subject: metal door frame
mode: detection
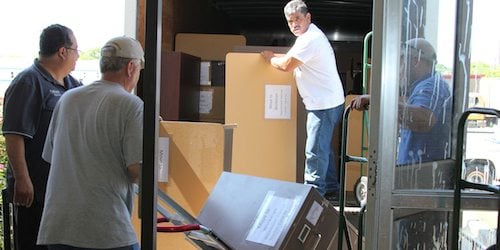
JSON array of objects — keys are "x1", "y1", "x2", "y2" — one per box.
[{"x1": 365, "y1": 0, "x2": 498, "y2": 248}]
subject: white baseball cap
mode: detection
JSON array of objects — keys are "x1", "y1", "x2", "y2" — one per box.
[{"x1": 101, "y1": 36, "x2": 144, "y2": 62}]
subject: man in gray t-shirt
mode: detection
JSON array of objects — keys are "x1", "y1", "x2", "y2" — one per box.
[{"x1": 37, "y1": 36, "x2": 145, "y2": 250}]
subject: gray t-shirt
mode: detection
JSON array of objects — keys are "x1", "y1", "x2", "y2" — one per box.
[{"x1": 38, "y1": 80, "x2": 143, "y2": 248}]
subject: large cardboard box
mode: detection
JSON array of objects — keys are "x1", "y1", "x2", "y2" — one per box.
[
  {"x1": 197, "y1": 172, "x2": 360, "y2": 249},
  {"x1": 225, "y1": 53, "x2": 298, "y2": 181}
]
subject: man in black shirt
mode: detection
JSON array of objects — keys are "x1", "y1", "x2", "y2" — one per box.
[{"x1": 2, "y1": 24, "x2": 82, "y2": 250}]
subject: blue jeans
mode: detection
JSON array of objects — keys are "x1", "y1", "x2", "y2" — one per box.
[
  {"x1": 304, "y1": 104, "x2": 343, "y2": 195},
  {"x1": 47, "y1": 243, "x2": 140, "y2": 250}
]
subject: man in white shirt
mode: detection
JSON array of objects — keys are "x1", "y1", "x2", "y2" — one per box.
[{"x1": 261, "y1": 0, "x2": 345, "y2": 201}]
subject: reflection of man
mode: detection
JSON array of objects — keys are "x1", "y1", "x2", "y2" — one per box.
[
  {"x1": 37, "y1": 36, "x2": 144, "y2": 249},
  {"x1": 351, "y1": 38, "x2": 452, "y2": 165},
  {"x1": 261, "y1": 0, "x2": 345, "y2": 201},
  {"x1": 2, "y1": 24, "x2": 81, "y2": 250}
]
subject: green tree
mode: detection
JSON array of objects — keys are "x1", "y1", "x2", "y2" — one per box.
[
  {"x1": 436, "y1": 63, "x2": 452, "y2": 74},
  {"x1": 79, "y1": 47, "x2": 101, "y2": 60},
  {"x1": 471, "y1": 62, "x2": 500, "y2": 77}
]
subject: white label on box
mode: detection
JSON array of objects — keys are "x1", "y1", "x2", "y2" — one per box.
[
  {"x1": 199, "y1": 90, "x2": 213, "y2": 114},
  {"x1": 264, "y1": 84, "x2": 291, "y2": 120},
  {"x1": 305, "y1": 201, "x2": 323, "y2": 226},
  {"x1": 200, "y1": 61, "x2": 211, "y2": 85},
  {"x1": 157, "y1": 136, "x2": 169, "y2": 182},
  {"x1": 246, "y1": 191, "x2": 300, "y2": 247}
]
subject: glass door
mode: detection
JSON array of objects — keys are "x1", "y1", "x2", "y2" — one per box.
[{"x1": 365, "y1": 0, "x2": 498, "y2": 248}]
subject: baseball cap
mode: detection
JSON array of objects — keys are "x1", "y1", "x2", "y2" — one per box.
[
  {"x1": 403, "y1": 38, "x2": 436, "y2": 61},
  {"x1": 101, "y1": 36, "x2": 144, "y2": 62}
]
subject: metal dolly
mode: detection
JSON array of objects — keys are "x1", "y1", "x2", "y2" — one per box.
[
  {"x1": 337, "y1": 106, "x2": 368, "y2": 250},
  {"x1": 452, "y1": 107, "x2": 500, "y2": 249},
  {"x1": 335, "y1": 31, "x2": 372, "y2": 250}
]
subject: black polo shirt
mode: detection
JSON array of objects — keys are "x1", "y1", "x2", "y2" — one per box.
[{"x1": 2, "y1": 59, "x2": 82, "y2": 203}]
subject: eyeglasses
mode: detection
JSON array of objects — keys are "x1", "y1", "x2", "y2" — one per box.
[{"x1": 65, "y1": 47, "x2": 81, "y2": 54}]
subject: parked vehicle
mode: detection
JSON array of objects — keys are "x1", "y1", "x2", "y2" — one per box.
[{"x1": 463, "y1": 158, "x2": 496, "y2": 184}]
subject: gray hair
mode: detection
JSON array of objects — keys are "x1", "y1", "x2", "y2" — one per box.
[
  {"x1": 284, "y1": 0, "x2": 308, "y2": 19},
  {"x1": 100, "y1": 56, "x2": 133, "y2": 73}
]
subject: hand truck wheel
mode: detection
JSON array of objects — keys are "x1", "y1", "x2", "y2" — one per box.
[{"x1": 354, "y1": 176, "x2": 368, "y2": 206}]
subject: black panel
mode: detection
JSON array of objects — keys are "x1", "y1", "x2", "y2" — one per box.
[{"x1": 208, "y1": 0, "x2": 373, "y2": 44}]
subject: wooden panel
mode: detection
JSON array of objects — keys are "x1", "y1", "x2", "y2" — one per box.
[
  {"x1": 132, "y1": 121, "x2": 227, "y2": 249},
  {"x1": 158, "y1": 121, "x2": 226, "y2": 214},
  {"x1": 225, "y1": 52, "x2": 297, "y2": 182},
  {"x1": 175, "y1": 33, "x2": 246, "y2": 61},
  {"x1": 160, "y1": 52, "x2": 200, "y2": 121}
]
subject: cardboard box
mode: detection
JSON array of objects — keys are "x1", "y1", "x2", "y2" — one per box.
[{"x1": 199, "y1": 86, "x2": 225, "y2": 123}]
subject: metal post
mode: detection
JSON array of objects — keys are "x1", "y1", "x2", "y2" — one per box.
[
  {"x1": 223, "y1": 124, "x2": 237, "y2": 172},
  {"x1": 365, "y1": 0, "x2": 403, "y2": 248},
  {"x1": 450, "y1": 0, "x2": 473, "y2": 248},
  {"x1": 140, "y1": 0, "x2": 162, "y2": 248}
]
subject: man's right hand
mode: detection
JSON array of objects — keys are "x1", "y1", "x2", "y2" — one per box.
[
  {"x1": 5, "y1": 134, "x2": 34, "y2": 207},
  {"x1": 14, "y1": 175, "x2": 34, "y2": 207},
  {"x1": 350, "y1": 94, "x2": 371, "y2": 111}
]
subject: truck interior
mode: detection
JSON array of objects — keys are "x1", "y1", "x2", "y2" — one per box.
[
  {"x1": 1, "y1": 0, "x2": 498, "y2": 249},
  {"x1": 134, "y1": 0, "x2": 499, "y2": 249}
]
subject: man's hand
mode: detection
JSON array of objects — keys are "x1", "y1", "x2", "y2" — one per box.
[
  {"x1": 5, "y1": 134, "x2": 34, "y2": 207},
  {"x1": 14, "y1": 175, "x2": 34, "y2": 207},
  {"x1": 350, "y1": 95, "x2": 371, "y2": 111},
  {"x1": 127, "y1": 163, "x2": 141, "y2": 183},
  {"x1": 260, "y1": 51, "x2": 302, "y2": 72},
  {"x1": 261, "y1": 50, "x2": 275, "y2": 63}
]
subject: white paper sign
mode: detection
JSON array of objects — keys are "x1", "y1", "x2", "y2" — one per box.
[
  {"x1": 157, "y1": 136, "x2": 170, "y2": 182},
  {"x1": 200, "y1": 61, "x2": 211, "y2": 85},
  {"x1": 199, "y1": 90, "x2": 213, "y2": 114},
  {"x1": 264, "y1": 85, "x2": 291, "y2": 120},
  {"x1": 246, "y1": 192, "x2": 300, "y2": 247}
]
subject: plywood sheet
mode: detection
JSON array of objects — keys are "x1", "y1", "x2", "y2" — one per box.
[{"x1": 175, "y1": 33, "x2": 246, "y2": 61}]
